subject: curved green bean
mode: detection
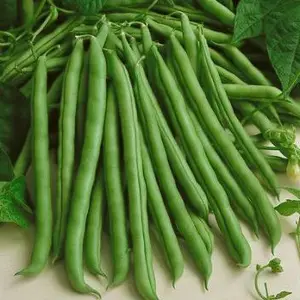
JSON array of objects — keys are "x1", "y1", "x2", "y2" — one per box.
[
  {"x1": 16, "y1": 55, "x2": 52, "y2": 276},
  {"x1": 104, "y1": 85, "x2": 130, "y2": 287},
  {"x1": 65, "y1": 37, "x2": 106, "y2": 297},
  {"x1": 53, "y1": 39, "x2": 84, "y2": 262},
  {"x1": 84, "y1": 166, "x2": 106, "y2": 277}
]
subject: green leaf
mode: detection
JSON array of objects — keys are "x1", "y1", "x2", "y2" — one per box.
[
  {"x1": 0, "y1": 0, "x2": 18, "y2": 29},
  {"x1": 264, "y1": 1, "x2": 300, "y2": 91},
  {"x1": 0, "y1": 83, "x2": 30, "y2": 164},
  {"x1": 0, "y1": 146, "x2": 14, "y2": 181},
  {"x1": 233, "y1": 0, "x2": 263, "y2": 44},
  {"x1": 274, "y1": 291, "x2": 293, "y2": 299},
  {"x1": 0, "y1": 176, "x2": 31, "y2": 228},
  {"x1": 275, "y1": 200, "x2": 300, "y2": 216}
]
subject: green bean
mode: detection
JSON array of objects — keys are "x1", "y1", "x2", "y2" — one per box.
[
  {"x1": 188, "y1": 110, "x2": 259, "y2": 234},
  {"x1": 197, "y1": 32, "x2": 279, "y2": 197},
  {"x1": 130, "y1": 53, "x2": 212, "y2": 288},
  {"x1": 195, "y1": 0, "x2": 235, "y2": 25},
  {"x1": 96, "y1": 21, "x2": 109, "y2": 48},
  {"x1": 223, "y1": 84, "x2": 300, "y2": 118},
  {"x1": 104, "y1": 85, "x2": 130, "y2": 287},
  {"x1": 217, "y1": 65, "x2": 247, "y2": 85},
  {"x1": 53, "y1": 39, "x2": 84, "y2": 262},
  {"x1": 181, "y1": 13, "x2": 198, "y2": 74},
  {"x1": 188, "y1": 210, "x2": 214, "y2": 255},
  {"x1": 140, "y1": 132, "x2": 184, "y2": 285},
  {"x1": 147, "y1": 16, "x2": 232, "y2": 44},
  {"x1": 16, "y1": 55, "x2": 52, "y2": 276},
  {"x1": 1, "y1": 17, "x2": 85, "y2": 83},
  {"x1": 84, "y1": 165, "x2": 106, "y2": 277},
  {"x1": 217, "y1": 45, "x2": 271, "y2": 86},
  {"x1": 130, "y1": 37, "x2": 142, "y2": 60},
  {"x1": 65, "y1": 37, "x2": 106, "y2": 297},
  {"x1": 170, "y1": 32, "x2": 281, "y2": 250},
  {"x1": 106, "y1": 50, "x2": 157, "y2": 300},
  {"x1": 152, "y1": 40, "x2": 251, "y2": 266},
  {"x1": 14, "y1": 72, "x2": 64, "y2": 177},
  {"x1": 152, "y1": 4, "x2": 222, "y2": 26},
  {"x1": 209, "y1": 48, "x2": 245, "y2": 80},
  {"x1": 75, "y1": 52, "x2": 89, "y2": 161},
  {"x1": 20, "y1": 56, "x2": 68, "y2": 73},
  {"x1": 123, "y1": 31, "x2": 209, "y2": 219}
]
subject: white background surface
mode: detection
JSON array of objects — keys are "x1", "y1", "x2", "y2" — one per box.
[{"x1": 0, "y1": 167, "x2": 300, "y2": 300}]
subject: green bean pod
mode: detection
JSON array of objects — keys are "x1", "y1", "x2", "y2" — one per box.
[
  {"x1": 104, "y1": 85, "x2": 130, "y2": 287},
  {"x1": 140, "y1": 132, "x2": 184, "y2": 285},
  {"x1": 188, "y1": 110, "x2": 259, "y2": 234},
  {"x1": 84, "y1": 165, "x2": 106, "y2": 277},
  {"x1": 181, "y1": 13, "x2": 198, "y2": 74},
  {"x1": 195, "y1": 0, "x2": 235, "y2": 26},
  {"x1": 53, "y1": 39, "x2": 84, "y2": 262},
  {"x1": 134, "y1": 61, "x2": 212, "y2": 288},
  {"x1": 188, "y1": 210, "x2": 214, "y2": 255},
  {"x1": 169, "y1": 32, "x2": 281, "y2": 250},
  {"x1": 124, "y1": 32, "x2": 212, "y2": 286},
  {"x1": 16, "y1": 55, "x2": 52, "y2": 276},
  {"x1": 65, "y1": 37, "x2": 106, "y2": 297},
  {"x1": 122, "y1": 32, "x2": 209, "y2": 219},
  {"x1": 197, "y1": 32, "x2": 279, "y2": 197},
  {"x1": 14, "y1": 72, "x2": 64, "y2": 184},
  {"x1": 106, "y1": 51, "x2": 157, "y2": 300}
]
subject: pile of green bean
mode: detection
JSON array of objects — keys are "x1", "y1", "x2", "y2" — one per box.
[{"x1": 6, "y1": 4, "x2": 300, "y2": 300}]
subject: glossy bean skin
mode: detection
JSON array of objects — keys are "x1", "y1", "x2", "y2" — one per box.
[
  {"x1": 104, "y1": 85, "x2": 130, "y2": 286},
  {"x1": 140, "y1": 132, "x2": 184, "y2": 284},
  {"x1": 197, "y1": 33, "x2": 279, "y2": 196},
  {"x1": 188, "y1": 210, "x2": 214, "y2": 255},
  {"x1": 188, "y1": 109, "x2": 259, "y2": 234},
  {"x1": 17, "y1": 55, "x2": 52, "y2": 276},
  {"x1": 14, "y1": 73, "x2": 64, "y2": 177},
  {"x1": 106, "y1": 51, "x2": 157, "y2": 300},
  {"x1": 194, "y1": 0, "x2": 235, "y2": 26},
  {"x1": 151, "y1": 41, "x2": 251, "y2": 267},
  {"x1": 65, "y1": 37, "x2": 106, "y2": 296},
  {"x1": 53, "y1": 39, "x2": 84, "y2": 261},
  {"x1": 169, "y1": 33, "x2": 281, "y2": 250},
  {"x1": 84, "y1": 166, "x2": 106, "y2": 277},
  {"x1": 123, "y1": 33, "x2": 212, "y2": 287},
  {"x1": 124, "y1": 31, "x2": 209, "y2": 219}
]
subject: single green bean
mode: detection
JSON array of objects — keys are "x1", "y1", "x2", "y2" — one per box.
[
  {"x1": 181, "y1": 13, "x2": 198, "y2": 74},
  {"x1": 104, "y1": 85, "x2": 130, "y2": 287},
  {"x1": 65, "y1": 37, "x2": 106, "y2": 297},
  {"x1": 53, "y1": 39, "x2": 84, "y2": 262},
  {"x1": 16, "y1": 55, "x2": 52, "y2": 276},
  {"x1": 84, "y1": 165, "x2": 106, "y2": 277},
  {"x1": 195, "y1": 0, "x2": 235, "y2": 25},
  {"x1": 188, "y1": 210, "x2": 214, "y2": 255}
]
